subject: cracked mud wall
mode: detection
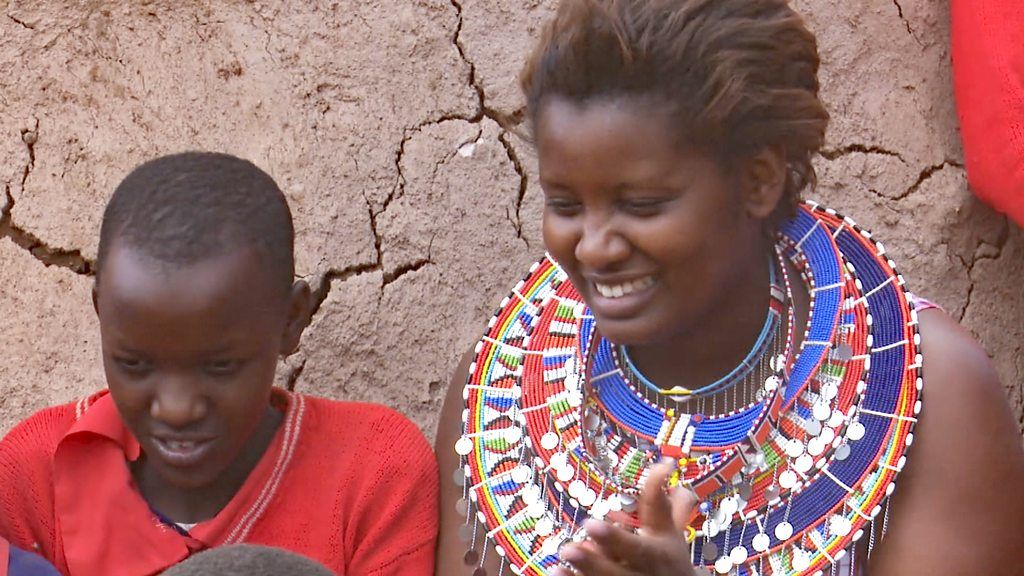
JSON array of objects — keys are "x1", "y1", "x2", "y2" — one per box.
[{"x1": 1, "y1": 0, "x2": 1021, "y2": 438}]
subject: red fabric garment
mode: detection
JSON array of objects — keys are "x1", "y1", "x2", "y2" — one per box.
[
  {"x1": 952, "y1": 0, "x2": 1024, "y2": 227},
  {"x1": 0, "y1": 390, "x2": 439, "y2": 576}
]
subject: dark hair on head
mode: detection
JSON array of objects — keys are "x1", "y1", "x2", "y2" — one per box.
[
  {"x1": 162, "y1": 544, "x2": 333, "y2": 576},
  {"x1": 96, "y1": 152, "x2": 295, "y2": 291},
  {"x1": 521, "y1": 0, "x2": 829, "y2": 222}
]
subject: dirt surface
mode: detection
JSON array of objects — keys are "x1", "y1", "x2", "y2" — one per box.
[{"x1": 1, "y1": 0, "x2": 1021, "y2": 438}]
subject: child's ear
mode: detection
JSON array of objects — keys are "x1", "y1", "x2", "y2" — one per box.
[
  {"x1": 740, "y1": 146, "x2": 788, "y2": 220},
  {"x1": 280, "y1": 280, "x2": 313, "y2": 356}
]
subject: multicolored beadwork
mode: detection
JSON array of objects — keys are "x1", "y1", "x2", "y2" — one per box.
[{"x1": 455, "y1": 203, "x2": 923, "y2": 576}]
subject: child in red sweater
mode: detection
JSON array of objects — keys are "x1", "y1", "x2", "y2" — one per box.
[{"x1": 0, "y1": 152, "x2": 438, "y2": 576}]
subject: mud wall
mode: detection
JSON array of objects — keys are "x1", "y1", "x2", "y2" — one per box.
[{"x1": 1, "y1": 0, "x2": 1021, "y2": 438}]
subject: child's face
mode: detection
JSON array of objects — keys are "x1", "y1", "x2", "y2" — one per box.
[{"x1": 94, "y1": 243, "x2": 303, "y2": 494}]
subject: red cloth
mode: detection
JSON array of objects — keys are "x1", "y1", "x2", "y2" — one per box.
[
  {"x1": 952, "y1": 0, "x2": 1024, "y2": 227},
  {"x1": 0, "y1": 390, "x2": 438, "y2": 576}
]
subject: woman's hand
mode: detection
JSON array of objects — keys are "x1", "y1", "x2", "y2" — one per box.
[{"x1": 552, "y1": 459, "x2": 700, "y2": 576}]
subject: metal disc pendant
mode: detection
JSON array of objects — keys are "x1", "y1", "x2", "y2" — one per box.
[
  {"x1": 834, "y1": 343, "x2": 853, "y2": 361},
  {"x1": 792, "y1": 549, "x2": 811, "y2": 571},
  {"x1": 848, "y1": 421, "x2": 866, "y2": 441},
  {"x1": 541, "y1": 432, "x2": 560, "y2": 450},
  {"x1": 464, "y1": 549, "x2": 480, "y2": 566},
  {"x1": 458, "y1": 523, "x2": 474, "y2": 542},
  {"x1": 456, "y1": 498, "x2": 469, "y2": 517},
  {"x1": 830, "y1": 515, "x2": 852, "y2": 536},
  {"x1": 752, "y1": 532, "x2": 771, "y2": 552},
  {"x1": 813, "y1": 402, "x2": 832, "y2": 422},
  {"x1": 774, "y1": 521, "x2": 794, "y2": 540},
  {"x1": 730, "y1": 546, "x2": 748, "y2": 564},
  {"x1": 702, "y1": 542, "x2": 719, "y2": 562},
  {"x1": 765, "y1": 485, "x2": 781, "y2": 501},
  {"x1": 702, "y1": 518, "x2": 721, "y2": 539},
  {"x1": 737, "y1": 481, "x2": 753, "y2": 500},
  {"x1": 805, "y1": 419, "x2": 823, "y2": 436},
  {"x1": 453, "y1": 468, "x2": 466, "y2": 487},
  {"x1": 511, "y1": 465, "x2": 531, "y2": 484},
  {"x1": 779, "y1": 470, "x2": 798, "y2": 489},
  {"x1": 472, "y1": 568, "x2": 487, "y2": 576},
  {"x1": 794, "y1": 454, "x2": 814, "y2": 473},
  {"x1": 556, "y1": 465, "x2": 574, "y2": 482},
  {"x1": 835, "y1": 443, "x2": 852, "y2": 461},
  {"x1": 455, "y1": 436, "x2": 474, "y2": 456},
  {"x1": 714, "y1": 556, "x2": 734, "y2": 574},
  {"x1": 807, "y1": 436, "x2": 825, "y2": 456},
  {"x1": 785, "y1": 439, "x2": 805, "y2": 458}
]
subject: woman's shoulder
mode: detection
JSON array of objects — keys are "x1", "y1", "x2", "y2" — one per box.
[{"x1": 867, "y1": 306, "x2": 1024, "y2": 573}]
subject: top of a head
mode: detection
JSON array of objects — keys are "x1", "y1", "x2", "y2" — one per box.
[
  {"x1": 95, "y1": 152, "x2": 295, "y2": 292},
  {"x1": 521, "y1": 0, "x2": 830, "y2": 221},
  {"x1": 161, "y1": 544, "x2": 334, "y2": 576}
]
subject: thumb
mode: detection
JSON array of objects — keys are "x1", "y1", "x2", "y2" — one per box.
[{"x1": 639, "y1": 458, "x2": 679, "y2": 534}]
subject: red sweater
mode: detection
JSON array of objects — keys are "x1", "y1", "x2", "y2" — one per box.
[
  {"x1": 0, "y1": 391, "x2": 438, "y2": 576},
  {"x1": 952, "y1": 0, "x2": 1024, "y2": 226}
]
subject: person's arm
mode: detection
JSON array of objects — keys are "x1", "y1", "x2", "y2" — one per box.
[
  {"x1": 867, "y1": 309, "x2": 1024, "y2": 574},
  {"x1": 952, "y1": 0, "x2": 1024, "y2": 226},
  {"x1": 435, "y1": 350, "x2": 509, "y2": 576}
]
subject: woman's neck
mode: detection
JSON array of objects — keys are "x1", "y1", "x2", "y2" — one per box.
[{"x1": 625, "y1": 243, "x2": 781, "y2": 397}]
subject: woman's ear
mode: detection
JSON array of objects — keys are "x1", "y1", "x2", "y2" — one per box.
[
  {"x1": 741, "y1": 146, "x2": 788, "y2": 220},
  {"x1": 280, "y1": 280, "x2": 313, "y2": 357}
]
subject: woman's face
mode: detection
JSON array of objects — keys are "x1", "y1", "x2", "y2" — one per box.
[{"x1": 536, "y1": 96, "x2": 768, "y2": 346}]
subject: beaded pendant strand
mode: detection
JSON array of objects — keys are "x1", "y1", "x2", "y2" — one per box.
[{"x1": 454, "y1": 203, "x2": 923, "y2": 576}]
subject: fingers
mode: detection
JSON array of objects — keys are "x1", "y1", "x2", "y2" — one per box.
[
  {"x1": 581, "y1": 519, "x2": 654, "y2": 570},
  {"x1": 639, "y1": 458, "x2": 679, "y2": 534},
  {"x1": 669, "y1": 484, "x2": 698, "y2": 534},
  {"x1": 558, "y1": 539, "x2": 637, "y2": 576}
]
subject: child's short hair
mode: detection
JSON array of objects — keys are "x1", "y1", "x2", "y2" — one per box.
[
  {"x1": 96, "y1": 152, "x2": 295, "y2": 292},
  {"x1": 162, "y1": 545, "x2": 334, "y2": 576}
]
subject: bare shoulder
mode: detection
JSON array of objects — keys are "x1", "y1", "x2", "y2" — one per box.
[{"x1": 868, "y1": 308, "x2": 1024, "y2": 574}]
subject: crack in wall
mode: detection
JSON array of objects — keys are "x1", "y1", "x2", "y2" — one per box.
[
  {"x1": 6, "y1": 13, "x2": 35, "y2": 30},
  {"x1": 890, "y1": 0, "x2": 923, "y2": 47},
  {"x1": 449, "y1": 0, "x2": 530, "y2": 247},
  {"x1": 820, "y1": 143, "x2": 906, "y2": 163},
  {"x1": 895, "y1": 159, "x2": 964, "y2": 201},
  {"x1": 957, "y1": 215, "x2": 1011, "y2": 323},
  {"x1": 2, "y1": 120, "x2": 95, "y2": 276}
]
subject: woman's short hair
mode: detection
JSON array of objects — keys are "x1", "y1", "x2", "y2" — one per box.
[{"x1": 521, "y1": 0, "x2": 830, "y2": 222}]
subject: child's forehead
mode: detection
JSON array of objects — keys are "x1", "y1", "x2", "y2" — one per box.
[{"x1": 97, "y1": 243, "x2": 283, "y2": 315}]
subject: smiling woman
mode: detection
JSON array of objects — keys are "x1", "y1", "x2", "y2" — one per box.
[
  {"x1": 0, "y1": 152, "x2": 439, "y2": 575},
  {"x1": 434, "y1": 1, "x2": 1024, "y2": 576}
]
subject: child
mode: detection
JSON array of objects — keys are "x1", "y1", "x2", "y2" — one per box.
[
  {"x1": 0, "y1": 152, "x2": 438, "y2": 575},
  {"x1": 162, "y1": 544, "x2": 333, "y2": 576}
]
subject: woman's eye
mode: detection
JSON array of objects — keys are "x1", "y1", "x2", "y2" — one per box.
[
  {"x1": 544, "y1": 197, "x2": 582, "y2": 216},
  {"x1": 621, "y1": 197, "x2": 669, "y2": 216},
  {"x1": 205, "y1": 360, "x2": 242, "y2": 376},
  {"x1": 114, "y1": 357, "x2": 151, "y2": 375}
]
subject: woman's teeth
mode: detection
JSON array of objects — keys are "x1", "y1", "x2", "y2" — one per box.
[{"x1": 594, "y1": 276, "x2": 655, "y2": 299}]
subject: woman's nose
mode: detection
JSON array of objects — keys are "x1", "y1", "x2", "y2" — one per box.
[{"x1": 574, "y1": 213, "x2": 630, "y2": 271}]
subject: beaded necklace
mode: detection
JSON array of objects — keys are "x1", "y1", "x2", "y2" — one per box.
[{"x1": 454, "y1": 203, "x2": 922, "y2": 576}]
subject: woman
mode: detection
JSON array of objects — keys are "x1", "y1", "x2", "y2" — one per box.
[{"x1": 436, "y1": 1, "x2": 1024, "y2": 575}]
